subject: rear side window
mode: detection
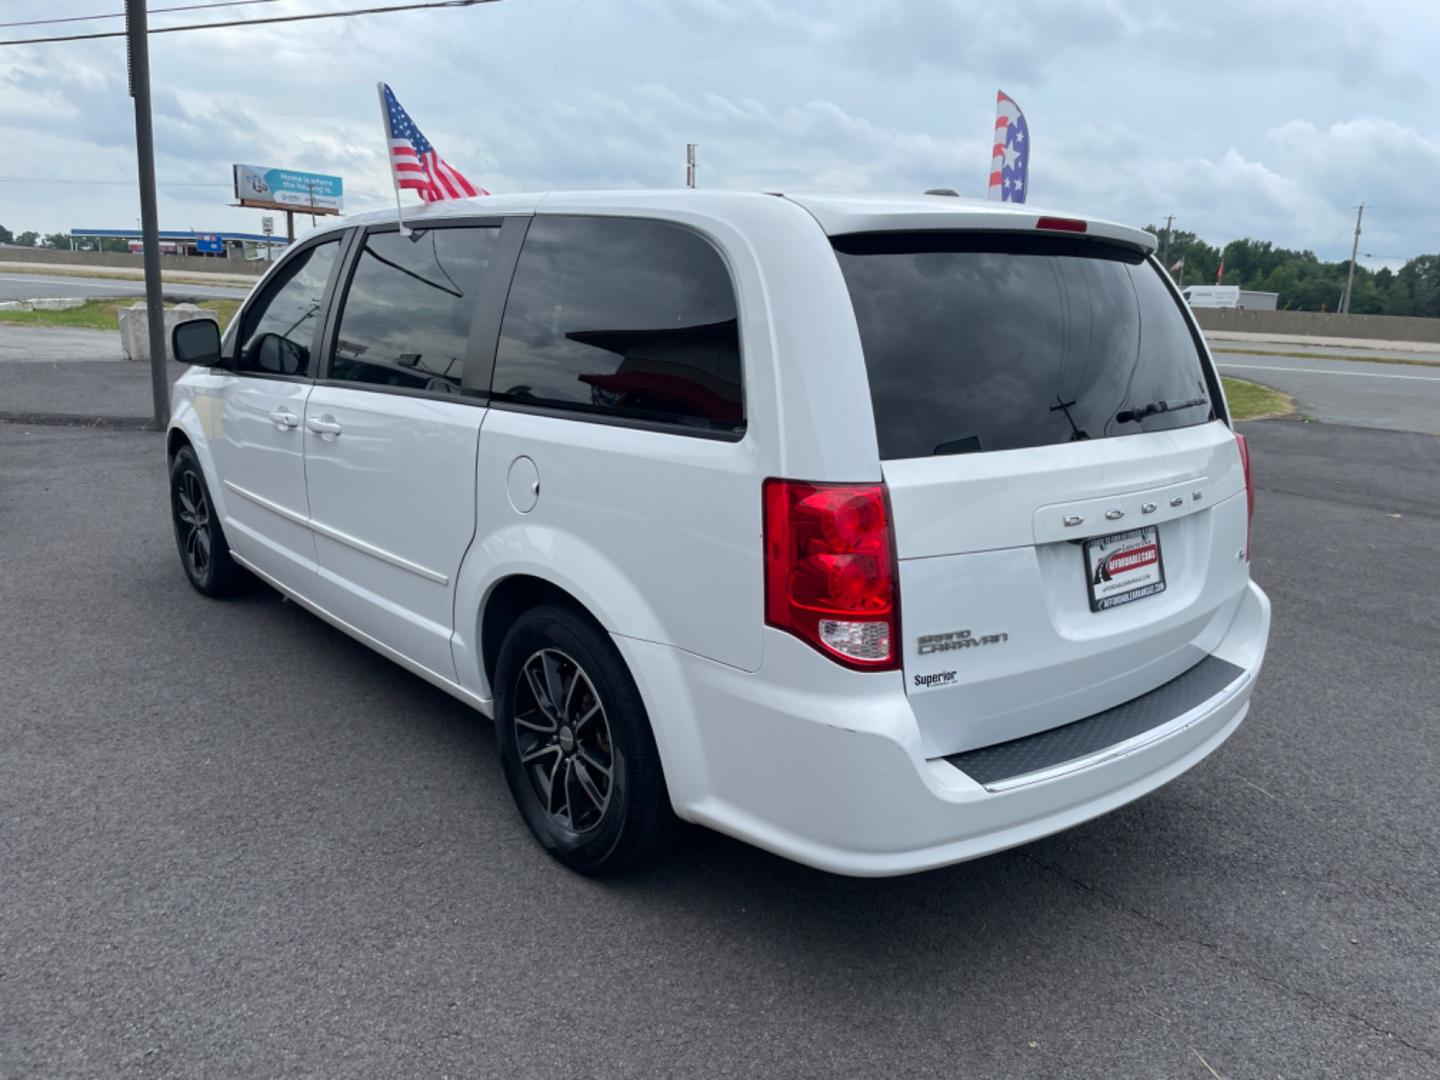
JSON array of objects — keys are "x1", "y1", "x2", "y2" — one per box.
[
  {"x1": 330, "y1": 226, "x2": 501, "y2": 394},
  {"x1": 492, "y1": 216, "x2": 743, "y2": 434},
  {"x1": 834, "y1": 233, "x2": 1215, "y2": 459}
]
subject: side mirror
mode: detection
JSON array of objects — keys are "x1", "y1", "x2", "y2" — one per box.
[
  {"x1": 172, "y1": 318, "x2": 222, "y2": 366},
  {"x1": 252, "y1": 332, "x2": 308, "y2": 375}
]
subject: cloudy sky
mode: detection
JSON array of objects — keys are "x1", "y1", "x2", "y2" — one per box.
[{"x1": 2, "y1": 0, "x2": 1437, "y2": 264}]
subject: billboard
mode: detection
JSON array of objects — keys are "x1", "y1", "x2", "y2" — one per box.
[{"x1": 233, "y1": 164, "x2": 343, "y2": 214}]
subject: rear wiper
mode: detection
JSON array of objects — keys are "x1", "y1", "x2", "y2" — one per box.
[{"x1": 1115, "y1": 396, "x2": 1208, "y2": 424}]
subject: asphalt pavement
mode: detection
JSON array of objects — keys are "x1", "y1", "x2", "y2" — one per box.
[
  {"x1": 1, "y1": 418, "x2": 1436, "y2": 1078},
  {"x1": 0, "y1": 327, "x2": 128, "y2": 364},
  {"x1": 0, "y1": 272, "x2": 249, "y2": 304},
  {"x1": 1217, "y1": 355, "x2": 1440, "y2": 434}
]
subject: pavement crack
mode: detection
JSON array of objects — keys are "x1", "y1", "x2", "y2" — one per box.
[
  {"x1": 1023, "y1": 852, "x2": 1222, "y2": 951},
  {"x1": 1023, "y1": 853, "x2": 1440, "y2": 1066}
]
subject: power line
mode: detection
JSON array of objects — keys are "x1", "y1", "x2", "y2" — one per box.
[
  {"x1": 0, "y1": 0, "x2": 498, "y2": 46},
  {"x1": 0, "y1": 1, "x2": 278, "y2": 30}
]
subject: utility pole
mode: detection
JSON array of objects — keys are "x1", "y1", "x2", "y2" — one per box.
[
  {"x1": 124, "y1": 0, "x2": 169, "y2": 432},
  {"x1": 1340, "y1": 203, "x2": 1364, "y2": 315},
  {"x1": 686, "y1": 143, "x2": 697, "y2": 189},
  {"x1": 1160, "y1": 214, "x2": 1175, "y2": 277}
]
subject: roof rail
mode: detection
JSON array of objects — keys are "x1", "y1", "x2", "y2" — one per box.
[{"x1": 923, "y1": 188, "x2": 960, "y2": 197}]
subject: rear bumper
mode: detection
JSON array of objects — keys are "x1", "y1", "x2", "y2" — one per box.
[{"x1": 616, "y1": 580, "x2": 1270, "y2": 877}]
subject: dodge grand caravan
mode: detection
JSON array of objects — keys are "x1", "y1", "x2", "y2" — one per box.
[{"x1": 165, "y1": 191, "x2": 1270, "y2": 877}]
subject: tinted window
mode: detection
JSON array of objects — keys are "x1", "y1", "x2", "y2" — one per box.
[
  {"x1": 493, "y1": 216, "x2": 742, "y2": 433},
  {"x1": 834, "y1": 234, "x2": 1215, "y2": 459},
  {"x1": 236, "y1": 239, "x2": 340, "y2": 377},
  {"x1": 330, "y1": 227, "x2": 501, "y2": 394}
]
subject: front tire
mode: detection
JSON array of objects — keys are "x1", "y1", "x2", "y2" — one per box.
[
  {"x1": 169, "y1": 446, "x2": 247, "y2": 598},
  {"x1": 495, "y1": 605, "x2": 675, "y2": 876}
]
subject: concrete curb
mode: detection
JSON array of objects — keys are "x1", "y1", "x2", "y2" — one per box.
[
  {"x1": 1204, "y1": 329, "x2": 1440, "y2": 356},
  {"x1": 0, "y1": 411, "x2": 156, "y2": 431},
  {"x1": 0, "y1": 298, "x2": 89, "y2": 312}
]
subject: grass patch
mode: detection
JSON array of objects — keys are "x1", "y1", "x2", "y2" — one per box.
[
  {"x1": 1212, "y1": 346, "x2": 1440, "y2": 369},
  {"x1": 0, "y1": 297, "x2": 240, "y2": 333},
  {"x1": 1223, "y1": 376, "x2": 1294, "y2": 421}
]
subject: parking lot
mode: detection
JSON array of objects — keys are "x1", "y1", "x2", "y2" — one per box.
[{"x1": 1, "y1": 417, "x2": 1436, "y2": 1078}]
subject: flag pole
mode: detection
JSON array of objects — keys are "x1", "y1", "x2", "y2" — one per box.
[{"x1": 377, "y1": 81, "x2": 409, "y2": 236}]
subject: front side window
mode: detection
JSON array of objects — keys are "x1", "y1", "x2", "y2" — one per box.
[
  {"x1": 235, "y1": 238, "x2": 340, "y2": 377},
  {"x1": 834, "y1": 233, "x2": 1216, "y2": 460},
  {"x1": 492, "y1": 216, "x2": 743, "y2": 434},
  {"x1": 330, "y1": 226, "x2": 502, "y2": 394}
]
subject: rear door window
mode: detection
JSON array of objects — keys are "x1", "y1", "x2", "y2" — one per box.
[
  {"x1": 492, "y1": 216, "x2": 743, "y2": 435},
  {"x1": 833, "y1": 233, "x2": 1215, "y2": 460}
]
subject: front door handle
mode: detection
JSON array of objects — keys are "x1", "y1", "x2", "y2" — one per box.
[
  {"x1": 306, "y1": 415, "x2": 342, "y2": 438},
  {"x1": 268, "y1": 409, "x2": 299, "y2": 429}
]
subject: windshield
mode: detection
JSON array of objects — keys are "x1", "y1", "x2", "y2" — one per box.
[{"x1": 834, "y1": 232, "x2": 1217, "y2": 460}]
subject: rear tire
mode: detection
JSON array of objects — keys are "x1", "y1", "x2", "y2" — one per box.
[
  {"x1": 495, "y1": 604, "x2": 675, "y2": 876},
  {"x1": 169, "y1": 446, "x2": 247, "y2": 598}
]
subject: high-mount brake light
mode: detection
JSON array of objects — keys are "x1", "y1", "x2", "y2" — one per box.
[
  {"x1": 763, "y1": 479, "x2": 899, "y2": 671},
  {"x1": 1236, "y1": 432, "x2": 1254, "y2": 561},
  {"x1": 1034, "y1": 216, "x2": 1088, "y2": 233}
]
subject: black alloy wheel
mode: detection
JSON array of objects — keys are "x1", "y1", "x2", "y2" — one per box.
[
  {"x1": 495, "y1": 605, "x2": 675, "y2": 875},
  {"x1": 169, "y1": 446, "x2": 247, "y2": 597},
  {"x1": 512, "y1": 648, "x2": 615, "y2": 833},
  {"x1": 175, "y1": 467, "x2": 213, "y2": 580}
]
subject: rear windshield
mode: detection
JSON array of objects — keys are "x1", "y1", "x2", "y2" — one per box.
[{"x1": 833, "y1": 233, "x2": 1217, "y2": 460}]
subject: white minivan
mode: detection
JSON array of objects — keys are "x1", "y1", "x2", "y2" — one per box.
[{"x1": 166, "y1": 191, "x2": 1270, "y2": 877}]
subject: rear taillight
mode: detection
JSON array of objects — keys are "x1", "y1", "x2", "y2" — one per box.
[
  {"x1": 1236, "y1": 432, "x2": 1254, "y2": 561},
  {"x1": 763, "y1": 479, "x2": 899, "y2": 670}
]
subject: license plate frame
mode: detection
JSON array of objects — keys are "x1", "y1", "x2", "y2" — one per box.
[{"x1": 1083, "y1": 525, "x2": 1167, "y2": 612}]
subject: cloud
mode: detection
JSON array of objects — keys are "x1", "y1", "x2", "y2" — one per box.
[
  {"x1": 1263, "y1": 118, "x2": 1440, "y2": 257},
  {"x1": 841, "y1": 0, "x2": 1424, "y2": 93},
  {"x1": 0, "y1": 0, "x2": 1435, "y2": 265}
]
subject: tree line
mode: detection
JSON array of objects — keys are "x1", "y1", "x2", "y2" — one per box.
[
  {"x1": 0, "y1": 224, "x2": 134, "y2": 253},
  {"x1": 4, "y1": 218, "x2": 1438, "y2": 317},
  {"x1": 1147, "y1": 226, "x2": 1440, "y2": 318}
]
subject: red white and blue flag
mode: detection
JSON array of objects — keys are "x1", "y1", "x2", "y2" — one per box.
[
  {"x1": 379, "y1": 82, "x2": 486, "y2": 202},
  {"x1": 987, "y1": 90, "x2": 1029, "y2": 203}
]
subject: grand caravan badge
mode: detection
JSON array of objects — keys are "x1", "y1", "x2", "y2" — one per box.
[{"x1": 918, "y1": 629, "x2": 1009, "y2": 654}]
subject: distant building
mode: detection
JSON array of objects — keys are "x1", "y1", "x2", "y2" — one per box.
[{"x1": 70, "y1": 228, "x2": 288, "y2": 259}]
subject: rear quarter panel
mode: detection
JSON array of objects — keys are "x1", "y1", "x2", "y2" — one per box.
[{"x1": 453, "y1": 195, "x2": 887, "y2": 692}]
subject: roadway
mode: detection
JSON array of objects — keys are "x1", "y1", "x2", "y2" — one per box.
[
  {"x1": 1215, "y1": 353, "x2": 1440, "y2": 434},
  {"x1": 0, "y1": 271, "x2": 250, "y2": 304},
  {"x1": 1, "y1": 418, "x2": 1435, "y2": 1079}
]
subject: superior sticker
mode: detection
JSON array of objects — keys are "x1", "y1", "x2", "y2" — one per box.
[{"x1": 912, "y1": 670, "x2": 958, "y2": 691}]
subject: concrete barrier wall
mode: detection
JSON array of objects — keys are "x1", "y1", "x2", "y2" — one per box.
[
  {"x1": 1194, "y1": 307, "x2": 1440, "y2": 344},
  {"x1": 0, "y1": 246, "x2": 266, "y2": 277}
]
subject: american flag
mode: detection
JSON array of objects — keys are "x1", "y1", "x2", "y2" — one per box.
[
  {"x1": 986, "y1": 90, "x2": 1029, "y2": 204},
  {"x1": 380, "y1": 82, "x2": 486, "y2": 202}
]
